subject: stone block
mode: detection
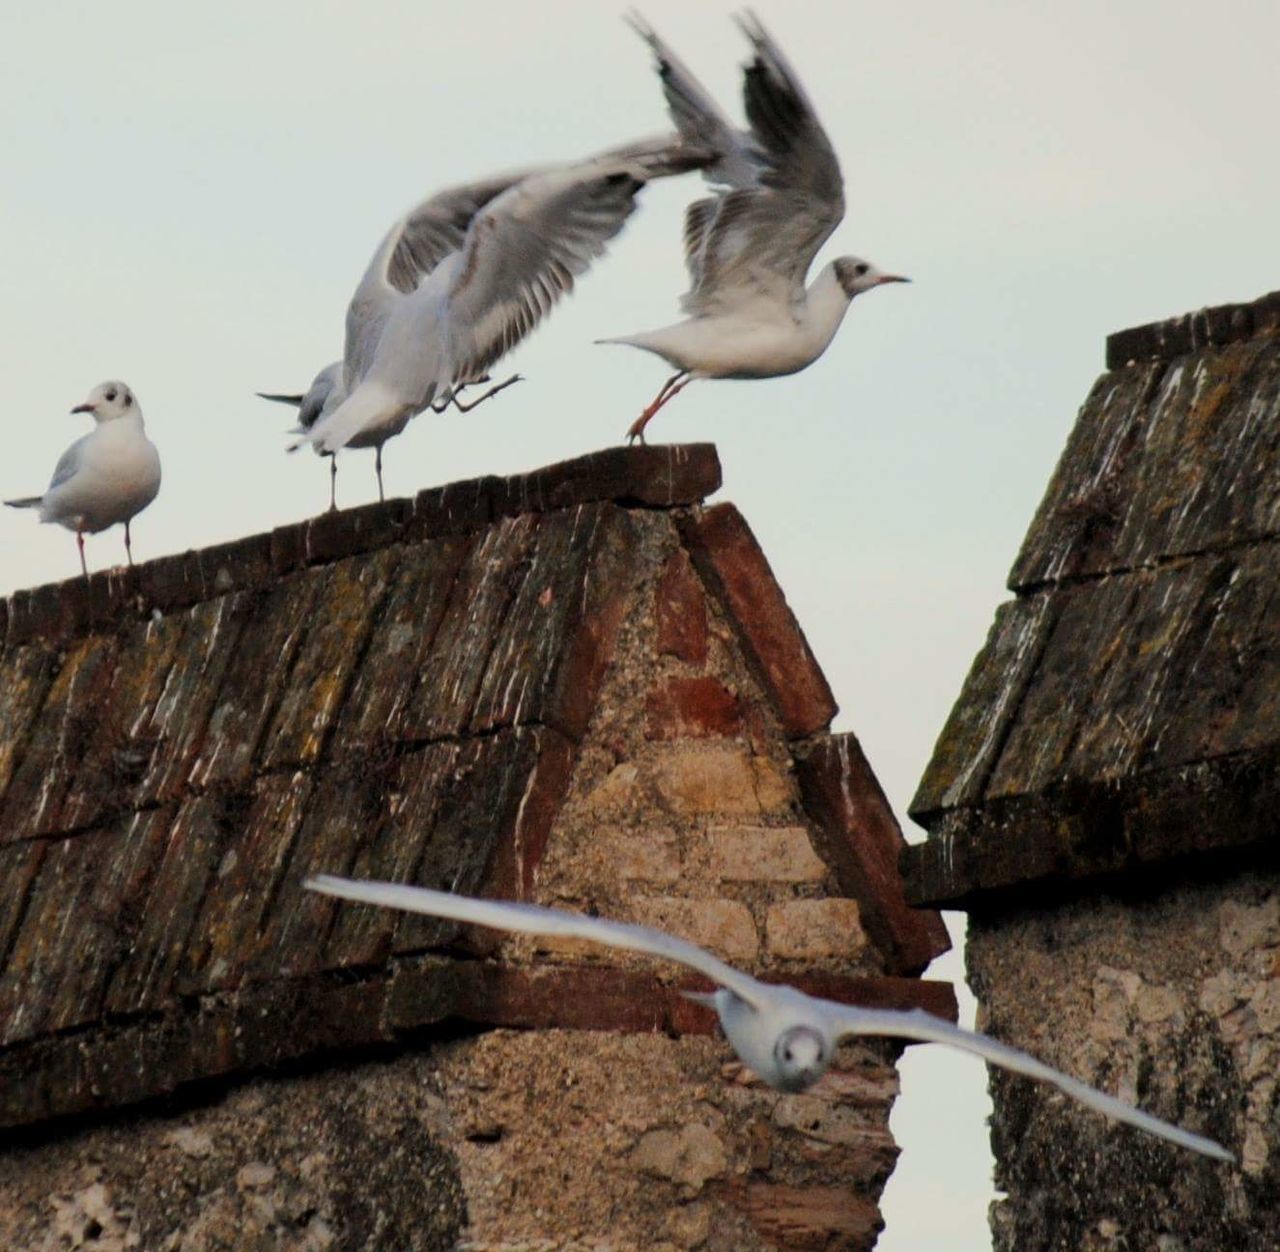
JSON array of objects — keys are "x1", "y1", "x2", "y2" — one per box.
[
  {"x1": 633, "y1": 897, "x2": 759, "y2": 963},
  {"x1": 765, "y1": 899, "x2": 867, "y2": 961},
  {"x1": 645, "y1": 676, "x2": 744, "y2": 740},
  {"x1": 631, "y1": 1123, "x2": 729, "y2": 1192},
  {"x1": 616, "y1": 831, "x2": 682, "y2": 882},
  {"x1": 707, "y1": 826, "x2": 827, "y2": 883},
  {"x1": 655, "y1": 548, "x2": 708, "y2": 665},
  {"x1": 650, "y1": 746, "x2": 791, "y2": 816}
]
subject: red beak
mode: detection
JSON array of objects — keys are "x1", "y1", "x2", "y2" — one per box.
[
  {"x1": 70, "y1": 403, "x2": 96, "y2": 414},
  {"x1": 875, "y1": 274, "x2": 910, "y2": 286}
]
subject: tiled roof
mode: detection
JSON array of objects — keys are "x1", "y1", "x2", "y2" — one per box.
[
  {"x1": 905, "y1": 292, "x2": 1280, "y2": 909},
  {"x1": 0, "y1": 444, "x2": 950, "y2": 1132}
]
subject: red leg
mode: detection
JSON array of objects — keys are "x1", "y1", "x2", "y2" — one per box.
[
  {"x1": 626, "y1": 371, "x2": 692, "y2": 444},
  {"x1": 77, "y1": 531, "x2": 87, "y2": 579},
  {"x1": 328, "y1": 454, "x2": 338, "y2": 513},
  {"x1": 124, "y1": 520, "x2": 135, "y2": 567}
]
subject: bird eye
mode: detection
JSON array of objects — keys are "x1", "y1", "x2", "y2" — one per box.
[
  {"x1": 854, "y1": 263, "x2": 869, "y2": 277},
  {"x1": 105, "y1": 390, "x2": 117, "y2": 402}
]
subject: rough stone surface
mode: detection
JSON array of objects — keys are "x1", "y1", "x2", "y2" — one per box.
[
  {"x1": 766, "y1": 899, "x2": 868, "y2": 961},
  {"x1": 633, "y1": 897, "x2": 761, "y2": 964},
  {"x1": 706, "y1": 826, "x2": 828, "y2": 883},
  {"x1": 966, "y1": 866, "x2": 1276, "y2": 1251},
  {"x1": 0, "y1": 1055, "x2": 467, "y2": 1252},
  {"x1": 0, "y1": 447, "x2": 949, "y2": 1250}
]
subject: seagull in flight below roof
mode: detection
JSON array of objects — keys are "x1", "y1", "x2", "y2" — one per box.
[
  {"x1": 304, "y1": 875, "x2": 1235, "y2": 1164},
  {"x1": 298, "y1": 135, "x2": 712, "y2": 472},
  {"x1": 599, "y1": 12, "x2": 909, "y2": 443}
]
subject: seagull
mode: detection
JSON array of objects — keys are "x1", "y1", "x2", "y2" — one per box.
[
  {"x1": 262, "y1": 362, "x2": 521, "y2": 510},
  {"x1": 305, "y1": 875, "x2": 1235, "y2": 1164},
  {"x1": 599, "y1": 13, "x2": 909, "y2": 443},
  {"x1": 5, "y1": 381, "x2": 161, "y2": 578},
  {"x1": 299, "y1": 135, "x2": 711, "y2": 464}
]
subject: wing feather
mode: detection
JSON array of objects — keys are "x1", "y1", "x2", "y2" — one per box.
[
  {"x1": 822, "y1": 1003, "x2": 1235, "y2": 1162},
  {"x1": 305, "y1": 875, "x2": 771, "y2": 1009}
]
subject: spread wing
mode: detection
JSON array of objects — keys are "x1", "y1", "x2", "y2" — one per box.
[
  {"x1": 634, "y1": 12, "x2": 845, "y2": 315},
  {"x1": 305, "y1": 875, "x2": 772, "y2": 1009},
  {"x1": 444, "y1": 142, "x2": 707, "y2": 383},
  {"x1": 821, "y1": 1002, "x2": 1235, "y2": 1163},
  {"x1": 344, "y1": 168, "x2": 543, "y2": 384}
]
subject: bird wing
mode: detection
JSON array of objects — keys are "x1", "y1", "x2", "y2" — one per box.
[
  {"x1": 443, "y1": 143, "x2": 706, "y2": 383},
  {"x1": 625, "y1": 12, "x2": 757, "y2": 190},
  {"x1": 305, "y1": 875, "x2": 772, "y2": 1010},
  {"x1": 343, "y1": 168, "x2": 544, "y2": 384},
  {"x1": 47, "y1": 434, "x2": 92, "y2": 492},
  {"x1": 678, "y1": 13, "x2": 846, "y2": 315},
  {"x1": 821, "y1": 1002, "x2": 1235, "y2": 1163}
]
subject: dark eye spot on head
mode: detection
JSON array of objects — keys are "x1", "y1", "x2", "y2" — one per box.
[
  {"x1": 854, "y1": 263, "x2": 869, "y2": 277},
  {"x1": 123, "y1": 393, "x2": 132, "y2": 407}
]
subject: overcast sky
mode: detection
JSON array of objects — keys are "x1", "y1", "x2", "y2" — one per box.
[{"x1": 3, "y1": 2, "x2": 1277, "y2": 1246}]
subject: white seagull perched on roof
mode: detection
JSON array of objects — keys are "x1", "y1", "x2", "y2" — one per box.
[
  {"x1": 600, "y1": 12, "x2": 909, "y2": 443},
  {"x1": 305, "y1": 875, "x2": 1235, "y2": 1164},
  {"x1": 264, "y1": 359, "x2": 519, "y2": 511},
  {"x1": 297, "y1": 136, "x2": 712, "y2": 477},
  {"x1": 5, "y1": 381, "x2": 161, "y2": 578}
]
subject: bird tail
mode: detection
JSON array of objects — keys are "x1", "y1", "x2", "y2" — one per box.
[
  {"x1": 4, "y1": 497, "x2": 41, "y2": 509},
  {"x1": 292, "y1": 382, "x2": 405, "y2": 455}
]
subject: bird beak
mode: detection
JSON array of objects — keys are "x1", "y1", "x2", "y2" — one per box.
[
  {"x1": 875, "y1": 274, "x2": 910, "y2": 286},
  {"x1": 70, "y1": 402, "x2": 96, "y2": 415},
  {"x1": 257, "y1": 392, "x2": 305, "y2": 407}
]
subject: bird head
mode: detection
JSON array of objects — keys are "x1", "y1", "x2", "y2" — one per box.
[
  {"x1": 833, "y1": 257, "x2": 910, "y2": 299},
  {"x1": 772, "y1": 1024, "x2": 830, "y2": 1091},
  {"x1": 71, "y1": 381, "x2": 137, "y2": 422}
]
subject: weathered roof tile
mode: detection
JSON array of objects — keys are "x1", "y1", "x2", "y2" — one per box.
[{"x1": 907, "y1": 294, "x2": 1280, "y2": 907}]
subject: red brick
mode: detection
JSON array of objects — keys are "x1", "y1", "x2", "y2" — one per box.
[
  {"x1": 795, "y1": 734, "x2": 950, "y2": 975},
  {"x1": 645, "y1": 676, "x2": 744, "y2": 740},
  {"x1": 680, "y1": 505, "x2": 836, "y2": 737},
  {"x1": 655, "y1": 547, "x2": 708, "y2": 665}
]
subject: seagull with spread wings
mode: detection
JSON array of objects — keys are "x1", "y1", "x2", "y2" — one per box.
[
  {"x1": 297, "y1": 137, "x2": 711, "y2": 477},
  {"x1": 305, "y1": 874, "x2": 1235, "y2": 1164},
  {"x1": 600, "y1": 13, "x2": 908, "y2": 443}
]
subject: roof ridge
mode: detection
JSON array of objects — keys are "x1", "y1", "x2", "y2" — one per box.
[
  {"x1": 1105, "y1": 288, "x2": 1280, "y2": 369},
  {"x1": 3, "y1": 443, "x2": 721, "y2": 650}
]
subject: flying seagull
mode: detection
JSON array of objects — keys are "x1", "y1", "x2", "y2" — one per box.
[
  {"x1": 299, "y1": 135, "x2": 712, "y2": 469},
  {"x1": 599, "y1": 13, "x2": 908, "y2": 443},
  {"x1": 304, "y1": 874, "x2": 1234, "y2": 1164},
  {"x1": 5, "y1": 381, "x2": 161, "y2": 578},
  {"x1": 262, "y1": 362, "x2": 520, "y2": 511}
]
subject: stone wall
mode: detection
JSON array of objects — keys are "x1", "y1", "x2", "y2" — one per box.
[
  {"x1": 0, "y1": 475, "x2": 939, "y2": 1250},
  {"x1": 966, "y1": 866, "x2": 1277, "y2": 1251}
]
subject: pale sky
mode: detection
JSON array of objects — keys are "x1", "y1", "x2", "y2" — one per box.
[{"x1": 3, "y1": 2, "x2": 1277, "y2": 1246}]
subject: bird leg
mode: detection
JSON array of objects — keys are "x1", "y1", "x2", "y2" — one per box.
[
  {"x1": 327, "y1": 454, "x2": 338, "y2": 513},
  {"x1": 627, "y1": 371, "x2": 691, "y2": 444},
  {"x1": 76, "y1": 531, "x2": 88, "y2": 580},
  {"x1": 375, "y1": 445, "x2": 385, "y2": 503},
  {"x1": 450, "y1": 373, "x2": 523, "y2": 413},
  {"x1": 124, "y1": 520, "x2": 135, "y2": 567}
]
